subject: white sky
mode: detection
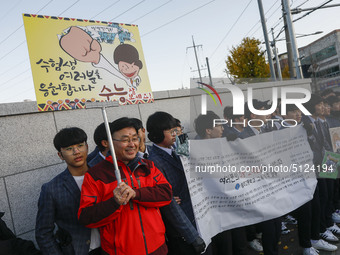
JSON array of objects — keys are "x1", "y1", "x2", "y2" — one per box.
[{"x1": 1, "y1": 0, "x2": 340, "y2": 103}]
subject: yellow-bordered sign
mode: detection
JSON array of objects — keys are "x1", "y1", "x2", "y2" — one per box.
[{"x1": 23, "y1": 14, "x2": 153, "y2": 111}]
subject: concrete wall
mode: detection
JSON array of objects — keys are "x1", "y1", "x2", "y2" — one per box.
[{"x1": 0, "y1": 79, "x2": 311, "y2": 245}]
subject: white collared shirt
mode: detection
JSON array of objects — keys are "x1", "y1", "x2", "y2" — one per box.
[
  {"x1": 73, "y1": 175, "x2": 101, "y2": 251},
  {"x1": 137, "y1": 146, "x2": 149, "y2": 158},
  {"x1": 249, "y1": 126, "x2": 261, "y2": 136},
  {"x1": 154, "y1": 144, "x2": 173, "y2": 156},
  {"x1": 99, "y1": 151, "x2": 106, "y2": 159}
]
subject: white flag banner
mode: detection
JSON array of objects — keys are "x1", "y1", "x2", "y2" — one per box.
[{"x1": 183, "y1": 125, "x2": 317, "y2": 246}]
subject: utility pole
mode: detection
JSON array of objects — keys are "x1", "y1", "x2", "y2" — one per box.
[
  {"x1": 187, "y1": 36, "x2": 203, "y2": 84},
  {"x1": 271, "y1": 28, "x2": 282, "y2": 81},
  {"x1": 206, "y1": 57, "x2": 213, "y2": 86},
  {"x1": 257, "y1": 0, "x2": 276, "y2": 81},
  {"x1": 187, "y1": 36, "x2": 205, "y2": 114},
  {"x1": 282, "y1": 0, "x2": 303, "y2": 79},
  {"x1": 283, "y1": 5, "x2": 295, "y2": 78}
]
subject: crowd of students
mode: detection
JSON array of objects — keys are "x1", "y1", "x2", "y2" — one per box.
[
  {"x1": 193, "y1": 88, "x2": 340, "y2": 255},
  {"x1": 32, "y1": 88, "x2": 340, "y2": 255},
  {"x1": 35, "y1": 112, "x2": 205, "y2": 255}
]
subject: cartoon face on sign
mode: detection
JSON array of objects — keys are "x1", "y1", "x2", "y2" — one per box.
[
  {"x1": 60, "y1": 26, "x2": 142, "y2": 89},
  {"x1": 114, "y1": 44, "x2": 143, "y2": 80}
]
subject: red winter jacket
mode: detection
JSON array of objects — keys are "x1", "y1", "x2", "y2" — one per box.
[{"x1": 78, "y1": 157, "x2": 172, "y2": 255}]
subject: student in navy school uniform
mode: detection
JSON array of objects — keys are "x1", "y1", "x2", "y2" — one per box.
[
  {"x1": 222, "y1": 106, "x2": 235, "y2": 137},
  {"x1": 280, "y1": 104, "x2": 302, "y2": 128},
  {"x1": 147, "y1": 111, "x2": 206, "y2": 255},
  {"x1": 88, "y1": 122, "x2": 114, "y2": 168},
  {"x1": 36, "y1": 127, "x2": 101, "y2": 255},
  {"x1": 221, "y1": 107, "x2": 245, "y2": 139},
  {"x1": 270, "y1": 98, "x2": 284, "y2": 130},
  {"x1": 326, "y1": 96, "x2": 340, "y2": 128},
  {"x1": 130, "y1": 118, "x2": 152, "y2": 159}
]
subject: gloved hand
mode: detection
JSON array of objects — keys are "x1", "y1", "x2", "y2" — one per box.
[
  {"x1": 226, "y1": 133, "x2": 238, "y2": 141},
  {"x1": 191, "y1": 236, "x2": 206, "y2": 254},
  {"x1": 303, "y1": 122, "x2": 313, "y2": 136}
]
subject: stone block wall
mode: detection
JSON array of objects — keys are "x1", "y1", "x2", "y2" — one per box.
[{"x1": 0, "y1": 79, "x2": 311, "y2": 244}]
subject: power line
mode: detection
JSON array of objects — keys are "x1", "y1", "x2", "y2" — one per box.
[
  {"x1": 35, "y1": 0, "x2": 54, "y2": 13},
  {"x1": 0, "y1": 58, "x2": 28, "y2": 77},
  {"x1": 58, "y1": 0, "x2": 81, "y2": 16},
  {"x1": 0, "y1": 0, "x2": 24, "y2": 22},
  {"x1": 110, "y1": 0, "x2": 146, "y2": 21},
  {"x1": 141, "y1": 0, "x2": 216, "y2": 37},
  {"x1": 130, "y1": 0, "x2": 173, "y2": 24},
  {"x1": 212, "y1": 0, "x2": 281, "y2": 75},
  {"x1": 250, "y1": 1, "x2": 282, "y2": 42},
  {"x1": 0, "y1": 0, "x2": 54, "y2": 46},
  {"x1": 0, "y1": 68, "x2": 31, "y2": 90},
  {"x1": 0, "y1": 26, "x2": 24, "y2": 46},
  {"x1": 90, "y1": 0, "x2": 120, "y2": 20},
  {"x1": 295, "y1": 0, "x2": 312, "y2": 9},
  {"x1": 244, "y1": 0, "x2": 280, "y2": 38},
  {"x1": 209, "y1": 0, "x2": 253, "y2": 59},
  {"x1": 266, "y1": 3, "x2": 284, "y2": 28},
  {"x1": 270, "y1": 0, "x2": 333, "y2": 42},
  {"x1": 271, "y1": 16, "x2": 283, "y2": 31},
  {"x1": 293, "y1": 0, "x2": 333, "y2": 22},
  {"x1": 0, "y1": 41, "x2": 26, "y2": 62},
  {"x1": 0, "y1": 0, "x2": 80, "y2": 66}
]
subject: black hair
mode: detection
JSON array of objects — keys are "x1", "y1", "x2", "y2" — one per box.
[
  {"x1": 93, "y1": 122, "x2": 113, "y2": 152},
  {"x1": 286, "y1": 104, "x2": 299, "y2": 113},
  {"x1": 231, "y1": 114, "x2": 244, "y2": 122},
  {"x1": 322, "y1": 98, "x2": 330, "y2": 105},
  {"x1": 175, "y1": 118, "x2": 181, "y2": 128},
  {"x1": 53, "y1": 127, "x2": 87, "y2": 152},
  {"x1": 111, "y1": 117, "x2": 138, "y2": 136},
  {"x1": 113, "y1": 44, "x2": 143, "y2": 69},
  {"x1": 146, "y1": 112, "x2": 177, "y2": 144},
  {"x1": 130, "y1": 118, "x2": 144, "y2": 131},
  {"x1": 223, "y1": 105, "x2": 243, "y2": 121},
  {"x1": 320, "y1": 88, "x2": 334, "y2": 98},
  {"x1": 326, "y1": 95, "x2": 340, "y2": 107},
  {"x1": 303, "y1": 94, "x2": 323, "y2": 114},
  {"x1": 244, "y1": 99, "x2": 270, "y2": 119},
  {"x1": 223, "y1": 106, "x2": 233, "y2": 120},
  {"x1": 194, "y1": 111, "x2": 221, "y2": 139}
]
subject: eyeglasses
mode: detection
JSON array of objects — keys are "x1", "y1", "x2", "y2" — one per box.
[
  {"x1": 61, "y1": 142, "x2": 87, "y2": 155},
  {"x1": 164, "y1": 128, "x2": 180, "y2": 136},
  {"x1": 112, "y1": 137, "x2": 141, "y2": 144}
]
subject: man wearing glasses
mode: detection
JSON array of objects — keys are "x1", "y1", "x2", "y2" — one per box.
[
  {"x1": 78, "y1": 117, "x2": 172, "y2": 255},
  {"x1": 36, "y1": 127, "x2": 101, "y2": 254},
  {"x1": 147, "y1": 111, "x2": 206, "y2": 255}
]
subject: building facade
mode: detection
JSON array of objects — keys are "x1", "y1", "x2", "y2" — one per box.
[{"x1": 299, "y1": 29, "x2": 340, "y2": 92}]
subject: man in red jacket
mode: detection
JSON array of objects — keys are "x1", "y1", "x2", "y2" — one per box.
[{"x1": 78, "y1": 117, "x2": 172, "y2": 255}]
